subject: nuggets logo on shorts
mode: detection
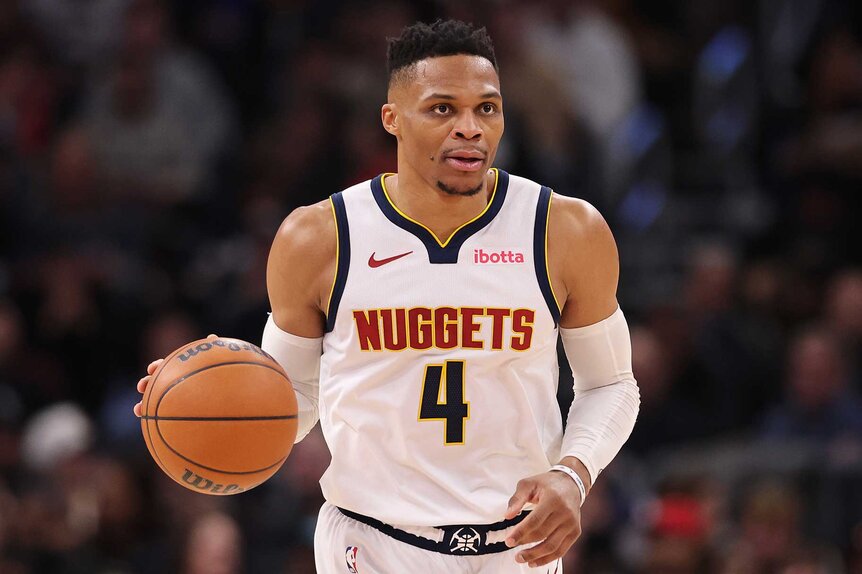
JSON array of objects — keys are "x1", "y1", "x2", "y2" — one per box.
[
  {"x1": 449, "y1": 528, "x2": 482, "y2": 553},
  {"x1": 345, "y1": 546, "x2": 359, "y2": 573}
]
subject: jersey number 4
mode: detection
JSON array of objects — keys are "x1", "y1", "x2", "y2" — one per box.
[{"x1": 418, "y1": 360, "x2": 470, "y2": 445}]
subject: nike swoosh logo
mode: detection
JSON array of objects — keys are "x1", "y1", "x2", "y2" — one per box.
[{"x1": 368, "y1": 251, "x2": 413, "y2": 268}]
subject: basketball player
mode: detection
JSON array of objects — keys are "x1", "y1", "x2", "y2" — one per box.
[{"x1": 136, "y1": 19, "x2": 639, "y2": 573}]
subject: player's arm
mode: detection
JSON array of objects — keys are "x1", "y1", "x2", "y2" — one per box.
[
  {"x1": 263, "y1": 200, "x2": 336, "y2": 442},
  {"x1": 505, "y1": 194, "x2": 640, "y2": 567},
  {"x1": 553, "y1": 195, "x2": 639, "y2": 490}
]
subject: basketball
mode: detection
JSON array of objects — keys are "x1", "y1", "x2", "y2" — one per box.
[{"x1": 140, "y1": 337, "x2": 297, "y2": 495}]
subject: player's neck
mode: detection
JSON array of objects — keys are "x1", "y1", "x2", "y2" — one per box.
[{"x1": 384, "y1": 167, "x2": 495, "y2": 242}]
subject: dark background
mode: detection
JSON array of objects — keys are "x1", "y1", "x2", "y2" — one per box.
[{"x1": 0, "y1": 0, "x2": 860, "y2": 572}]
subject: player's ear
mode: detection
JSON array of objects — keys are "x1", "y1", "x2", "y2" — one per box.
[{"x1": 381, "y1": 103, "x2": 399, "y2": 137}]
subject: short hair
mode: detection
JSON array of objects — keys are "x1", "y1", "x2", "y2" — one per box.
[{"x1": 386, "y1": 19, "x2": 497, "y2": 88}]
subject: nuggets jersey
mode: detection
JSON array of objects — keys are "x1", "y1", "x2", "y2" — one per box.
[{"x1": 319, "y1": 169, "x2": 562, "y2": 526}]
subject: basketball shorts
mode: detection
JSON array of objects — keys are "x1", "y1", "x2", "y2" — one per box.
[{"x1": 314, "y1": 501, "x2": 563, "y2": 574}]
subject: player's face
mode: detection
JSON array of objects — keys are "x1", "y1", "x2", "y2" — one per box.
[{"x1": 385, "y1": 55, "x2": 504, "y2": 196}]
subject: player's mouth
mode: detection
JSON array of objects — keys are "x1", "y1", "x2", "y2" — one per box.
[{"x1": 442, "y1": 150, "x2": 486, "y2": 172}]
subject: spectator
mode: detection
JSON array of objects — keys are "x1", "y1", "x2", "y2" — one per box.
[
  {"x1": 488, "y1": 4, "x2": 599, "y2": 201},
  {"x1": 625, "y1": 325, "x2": 711, "y2": 453},
  {"x1": 182, "y1": 511, "x2": 244, "y2": 574},
  {"x1": 0, "y1": 300, "x2": 66, "y2": 416},
  {"x1": 23, "y1": 0, "x2": 129, "y2": 74},
  {"x1": 82, "y1": 0, "x2": 234, "y2": 205},
  {"x1": 643, "y1": 492, "x2": 714, "y2": 574},
  {"x1": 825, "y1": 268, "x2": 862, "y2": 362},
  {"x1": 718, "y1": 480, "x2": 843, "y2": 574},
  {"x1": 523, "y1": 0, "x2": 641, "y2": 142},
  {"x1": 760, "y1": 327, "x2": 862, "y2": 442},
  {"x1": 683, "y1": 243, "x2": 774, "y2": 432},
  {"x1": 522, "y1": 0, "x2": 642, "y2": 200}
]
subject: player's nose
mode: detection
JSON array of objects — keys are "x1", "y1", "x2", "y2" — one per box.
[{"x1": 452, "y1": 111, "x2": 482, "y2": 140}]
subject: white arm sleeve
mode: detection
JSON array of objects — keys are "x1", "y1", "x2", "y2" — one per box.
[
  {"x1": 560, "y1": 307, "x2": 640, "y2": 485},
  {"x1": 261, "y1": 314, "x2": 323, "y2": 443}
]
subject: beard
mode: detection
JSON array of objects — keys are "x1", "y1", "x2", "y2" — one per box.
[{"x1": 436, "y1": 179, "x2": 484, "y2": 197}]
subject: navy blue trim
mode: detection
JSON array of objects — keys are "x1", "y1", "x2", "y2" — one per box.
[
  {"x1": 534, "y1": 187, "x2": 561, "y2": 325},
  {"x1": 326, "y1": 192, "x2": 350, "y2": 333},
  {"x1": 337, "y1": 506, "x2": 529, "y2": 556},
  {"x1": 370, "y1": 170, "x2": 510, "y2": 264}
]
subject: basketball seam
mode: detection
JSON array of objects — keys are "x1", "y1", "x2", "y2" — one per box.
[
  {"x1": 155, "y1": 360, "x2": 290, "y2": 419},
  {"x1": 154, "y1": 425, "x2": 289, "y2": 475},
  {"x1": 142, "y1": 415, "x2": 298, "y2": 421},
  {"x1": 143, "y1": 344, "x2": 188, "y2": 477},
  {"x1": 154, "y1": 360, "x2": 294, "y2": 474}
]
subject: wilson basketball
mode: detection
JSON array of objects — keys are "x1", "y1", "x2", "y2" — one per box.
[{"x1": 140, "y1": 337, "x2": 297, "y2": 495}]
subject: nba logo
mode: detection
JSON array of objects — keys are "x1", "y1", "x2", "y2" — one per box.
[{"x1": 345, "y1": 546, "x2": 360, "y2": 573}]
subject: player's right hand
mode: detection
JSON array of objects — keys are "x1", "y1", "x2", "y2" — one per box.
[
  {"x1": 133, "y1": 359, "x2": 164, "y2": 417},
  {"x1": 504, "y1": 469, "x2": 584, "y2": 567},
  {"x1": 133, "y1": 334, "x2": 218, "y2": 417}
]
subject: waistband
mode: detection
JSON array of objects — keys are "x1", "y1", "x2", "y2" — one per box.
[{"x1": 336, "y1": 507, "x2": 528, "y2": 556}]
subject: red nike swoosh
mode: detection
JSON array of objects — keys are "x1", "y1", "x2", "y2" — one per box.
[{"x1": 368, "y1": 251, "x2": 413, "y2": 268}]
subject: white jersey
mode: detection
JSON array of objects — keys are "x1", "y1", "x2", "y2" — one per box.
[{"x1": 319, "y1": 169, "x2": 562, "y2": 526}]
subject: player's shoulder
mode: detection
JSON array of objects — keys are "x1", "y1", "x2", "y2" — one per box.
[
  {"x1": 501, "y1": 171, "x2": 608, "y2": 239},
  {"x1": 267, "y1": 197, "x2": 338, "y2": 311},
  {"x1": 273, "y1": 198, "x2": 335, "y2": 260},
  {"x1": 549, "y1": 193, "x2": 608, "y2": 239},
  {"x1": 542, "y1": 189, "x2": 619, "y2": 301},
  {"x1": 544, "y1": 190, "x2": 617, "y2": 269},
  {"x1": 271, "y1": 176, "x2": 375, "y2": 259}
]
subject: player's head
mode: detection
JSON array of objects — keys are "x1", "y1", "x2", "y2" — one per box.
[{"x1": 382, "y1": 20, "x2": 502, "y2": 196}]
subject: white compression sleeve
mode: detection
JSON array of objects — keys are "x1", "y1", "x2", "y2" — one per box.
[
  {"x1": 261, "y1": 314, "x2": 323, "y2": 443},
  {"x1": 560, "y1": 307, "x2": 640, "y2": 485}
]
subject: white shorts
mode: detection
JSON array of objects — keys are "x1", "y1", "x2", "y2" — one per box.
[{"x1": 314, "y1": 502, "x2": 563, "y2": 574}]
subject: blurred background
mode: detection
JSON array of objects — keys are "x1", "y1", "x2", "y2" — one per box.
[{"x1": 0, "y1": 0, "x2": 860, "y2": 572}]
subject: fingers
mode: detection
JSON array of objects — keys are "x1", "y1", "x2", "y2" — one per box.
[
  {"x1": 505, "y1": 479, "x2": 536, "y2": 520},
  {"x1": 506, "y1": 505, "x2": 561, "y2": 548},
  {"x1": 137, "y1": 358, "x2": 165, "y2": 416},
  {"x1": 516, "y1": 526, "x2": 579, "y2": 568},
  {"x1": 505, "y1": 471, "x2": 584, "y2": 566},
  {"x1": 146, "y1": 359, "x2": 163, "y2": 375},
  {"x1": 137, "y1": 334, "x2": 215, "y2": 418}
]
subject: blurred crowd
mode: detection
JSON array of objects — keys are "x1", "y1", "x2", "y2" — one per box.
[{"x1": 0, "y1": 0, "x2": 860, "y2": 572}]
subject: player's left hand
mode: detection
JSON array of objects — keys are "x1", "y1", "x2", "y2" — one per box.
[
  {"x1": 503, "y1": 470, "x2": 583, "y2": 567},
  {"x1": 133, "y1": 333, "x2": 219, "y2": 417}
]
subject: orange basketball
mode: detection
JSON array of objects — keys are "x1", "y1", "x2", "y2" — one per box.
[{"x1": 140, "y1": 337, "x2": 297, "y2": 495}]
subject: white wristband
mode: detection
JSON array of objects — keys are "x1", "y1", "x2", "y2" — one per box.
[{"x1": 550, "y1": 465, "x2": 586, "y2": 507}]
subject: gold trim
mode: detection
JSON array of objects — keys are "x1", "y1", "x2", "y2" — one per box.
[
  {"x1": 325, "y1": 197, "x2": 339, "y2": 318},
  {"x1": 545, "y1": 192, "x2": 562, "y2": 313},
  {"x1": 380, "y1": 168, "x2": 500, "y2": 248}
]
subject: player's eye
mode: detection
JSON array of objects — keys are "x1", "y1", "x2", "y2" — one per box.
[
  {"x1": 480, "y1": 103, "x2": 497, "y2": 114},
  {"x1": 433, "y1": 104, "x2": 451, "y2": 115}
]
